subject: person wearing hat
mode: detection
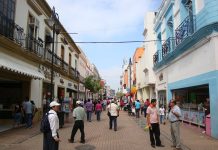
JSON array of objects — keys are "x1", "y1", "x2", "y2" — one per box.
[
  {"x1": 43, "y1": 101, "x2": 61, "y2": 150},
  {"x1": 68, "y1": 100, "x2": 86, "y2": 144}
]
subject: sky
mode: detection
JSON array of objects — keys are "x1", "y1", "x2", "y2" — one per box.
[{"x1": 46, "y1": 0, "x2": 162, "y2": 91}]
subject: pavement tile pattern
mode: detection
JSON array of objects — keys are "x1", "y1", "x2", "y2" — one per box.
[{"x1": 0, "y1": 111, "x2": 217, "y2": 150}]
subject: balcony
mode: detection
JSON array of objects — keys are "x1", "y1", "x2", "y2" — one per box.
[
  {"x1": 45, "y1": 48, "x2": 52, "y2": 62},
  {"x1": 25, "y1": 35, "x2": 44, "y2": 57},
  {"x1": 0, "y1": 12, "x2": 24, "y2": 46},
  {"x1": 162, "y1": 37, "x2": 175, "y2": 57},
  {"x1": 153, "y1": 50, "x2": 161, "y2": 65},
  {"x1": 175, "y1": 15, "x2": 195, "y2": 46}
]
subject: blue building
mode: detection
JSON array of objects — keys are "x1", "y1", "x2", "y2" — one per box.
[{"x1": 153, "y1": 0, "x2": 218, "y2": 139}]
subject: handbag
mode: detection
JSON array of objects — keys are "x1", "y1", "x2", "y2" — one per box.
[
  {"x1": 107, "y1": 104, "x2": 111, "y2": 117},
  {"x1": 107, "y1": 111, "x2": 111, "y2": 117}
]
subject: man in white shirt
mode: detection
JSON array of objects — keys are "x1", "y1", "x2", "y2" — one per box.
[
  {"x1": 159, "y1": 105, "x2": 165, "y2": 124},
  {"x1": 147, "y1": 99, "x2": 165, "y2": 148},
  {"x1": 43, "y1": 101, "x2": 60, "y2": 150},
  {"x1": 107, "y1": 99, "x2": 119, "y2": 131},
  {"x1": 68, "y1": 101, "x2": 86, "y2": 144},
  {"x1": 168, "y1": 100, "x2": 182, "y2": 150}
]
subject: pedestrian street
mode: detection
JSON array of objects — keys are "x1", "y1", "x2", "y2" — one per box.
[{"x1": 0, "y1": 111, "x2": 173, "y2": 150}]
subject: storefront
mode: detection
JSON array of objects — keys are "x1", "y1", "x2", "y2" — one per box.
[
  {"x1": 172, "y1": 84, "x2": 209, "y2": 127},
  {"x1": 0, "y1": 57, "x2": 44, "y2": 131},
  {"x1": 0, "y1": 75, "x2": 30, "y2": 119}
]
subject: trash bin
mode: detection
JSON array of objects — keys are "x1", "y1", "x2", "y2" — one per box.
[
  {"x1": 58, "y1": 111, "x2": 64, "y2": 128},
  {"x1": 206, "y1": 114, "x2": 211, "y2": 136}
]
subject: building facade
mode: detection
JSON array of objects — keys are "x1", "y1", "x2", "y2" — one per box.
[
  {"x1": 136, "y1": 12, "x2": 157, "y2": 102},
  {"x1": 0, "y1": 0, "x2": 101, "y2": 129},
  {"x1": 153, "y1": 0, "x2": 218, "y2": 138}
]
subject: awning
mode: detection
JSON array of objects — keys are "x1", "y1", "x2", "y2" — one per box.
[{"x1": 0, "y1": 58, "x2": 44, "y2": 79}]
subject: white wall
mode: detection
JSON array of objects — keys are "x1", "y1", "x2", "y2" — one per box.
[
  {"x1": 167, "y1": 37, "x2": 216, "y2": 84},
  {"x1": 30, "y1": 79, "x2": 43, "y2": 108}
]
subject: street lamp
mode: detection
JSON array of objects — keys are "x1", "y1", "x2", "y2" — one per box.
[
  {"x1": 45, "y1": 7, "x2": 61, "y2": 100},
  {"x1": 129, "y1": 58, "x2": 132, "y2": 101}
]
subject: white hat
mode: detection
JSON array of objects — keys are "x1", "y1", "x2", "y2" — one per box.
[
  {"x1": 49, "y1": 101, "x2": 60, "y2": 107},
  {"x1": 76, "y1": 100, "x2": 81, "y2": 105}
]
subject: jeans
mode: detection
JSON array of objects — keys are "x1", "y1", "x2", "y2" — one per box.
[
  {"x1": 160, "y1": 115, "x2": 165, "y2": 124},
  {"x1": 86, "y1": 111, "x2": 92, "y2": 121},
  {"x1": 96, "y1": 110, "x2": 101, "y2": 121},
  {"x1": 109, "y1": 116, "x2": 117, "y2": 131},
  {"x1": 26, "y1": 113, "x2": 32, "y2": 127}
]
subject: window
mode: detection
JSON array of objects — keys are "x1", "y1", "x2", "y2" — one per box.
[
  {"x1": 195, "y1": 0, "x2": 204, "y2": 14},
  {"x1": 0, "y1": 0, "x2": 16, "y2": 20}
]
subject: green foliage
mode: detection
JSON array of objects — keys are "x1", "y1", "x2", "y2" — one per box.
[
  {"x1": 84, "y1": 75, "x2": 102, "y2": 94},
  {"x1": 116, "y1": 91, "x2": 124, "y2": 98}
]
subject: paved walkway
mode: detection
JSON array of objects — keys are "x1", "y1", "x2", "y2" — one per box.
[{"x1": 0, "y1": 111, "x2": 217, "y2": 150}]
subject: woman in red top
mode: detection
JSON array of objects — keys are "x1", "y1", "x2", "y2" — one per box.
[{"x1": 95, "y1": 101, "x2": 103, "y2": 121}]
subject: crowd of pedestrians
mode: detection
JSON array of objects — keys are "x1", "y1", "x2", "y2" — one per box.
[{"x1": 41, "y1": 97, "x2": 183, "y2": 150}]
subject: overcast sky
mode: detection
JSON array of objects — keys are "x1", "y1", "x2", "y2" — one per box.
[{"x1": 47, "y1": 0, "x2": 161, "y2": 91}]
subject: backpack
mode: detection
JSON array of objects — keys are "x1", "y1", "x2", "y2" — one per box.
[{"x1": 40, "y1": 113, "x2": 53, "y2": 133}]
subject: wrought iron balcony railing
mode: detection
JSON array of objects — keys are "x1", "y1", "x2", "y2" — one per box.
[
  {"x1": 0, "y1": 12, "x2": 24, "y2": 46},
  {"x1": 45, "y1": 48, "x2": 52, "y2": 62},
  {"x1": 53, "y1": 54, "x2": 62, "y2": 67},
  {"x1": 162, "y1": 37, "x2": 175, "y2": 57},
  {"x1": 25, "y1": 35, "x2": 44, "y2": 57},
  {"x1": 70, "y1": 67, "x2": 77, "y2": 78},
  {"x1": 153, "y1": 51, "x2": 159, "y2": 64},
  {"x1": 175, "y1": 15, "x2": 195, "y2": 46},
  {"x1": 62, "y1": 61, "x2": 68, "y2": 71}
]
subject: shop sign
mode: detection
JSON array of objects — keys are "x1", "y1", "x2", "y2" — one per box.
[{"x1": 68, "y1": 83, "x2": 72, "y2": 87}]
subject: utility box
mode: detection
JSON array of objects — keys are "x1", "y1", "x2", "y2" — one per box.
[{"x1": 206, "y1": 114, "x2": 211, "y2": 136}]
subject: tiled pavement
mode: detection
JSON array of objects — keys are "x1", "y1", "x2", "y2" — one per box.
[{"x1": 0, "y1": 111, "x2": 217, "y2": 150}]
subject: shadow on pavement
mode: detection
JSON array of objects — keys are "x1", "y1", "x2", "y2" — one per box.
[{"x1": 75, "y1": 144, "x2": 96, "y2": 150}]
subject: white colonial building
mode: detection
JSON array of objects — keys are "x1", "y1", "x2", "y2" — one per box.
[{"x1": 153, "y1": 0, "x2": 218, "y2": 138}]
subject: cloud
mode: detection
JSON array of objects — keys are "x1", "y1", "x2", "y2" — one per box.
[
  {"x1": 100, "y1": 66, "x2": 122, "y2": 90},
  {"x1": 46, "y1": 0, "x2": 153, "y2": 39}
]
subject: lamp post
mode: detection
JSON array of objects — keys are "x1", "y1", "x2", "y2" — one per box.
[
  {"x1": 129, "y1": 58, "x2": 132, "y2": 101},
  {"x1": 45, "y1": 7, "x2": 60, "y2": 100}
]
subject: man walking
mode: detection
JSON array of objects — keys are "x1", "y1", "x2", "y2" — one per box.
[
  {"x1": 135, "y1": 99, "x2": 141, "y2": 118},
  {"x1": 107, "y1": 99, "x2": 119, "y2": 131},
  {"x1": 23, "y1": 97, "x2": 33, "y2": 128},
  {"x1": 85, "y1": 99, "x2": 93, "y2": 122},
  {"x1": 69, "y1": 101, "x2": 86, "y2": 143},
  {"x1": 168, "y1": 100, "x2": 182, "y2": 150},
  {"x1": 146, "y1": 99, "x2": 164, "y2": 148},
  {"x1": 43, "y1": 101, "x2": 61, "y2": 150}
]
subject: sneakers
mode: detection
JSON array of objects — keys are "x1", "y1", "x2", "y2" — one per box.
[
  {"x1": 156, "y1": 144, "x2": 165, "y2": 147},
  {"x1": 80, "y1": 141, "x2": 85, "y2": 144}
]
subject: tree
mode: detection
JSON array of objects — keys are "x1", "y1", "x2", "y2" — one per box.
[
  {"x1": 116, "y1": 91, "x2": 124, "y2": 99},
  {"x1": 84, "y1": 75, "x2": 102, "y2": 99}
]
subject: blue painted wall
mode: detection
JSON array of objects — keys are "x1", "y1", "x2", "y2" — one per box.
[
  {"x1": 195, "y1": 0, "x2": 218, "y2": 30},
  {"x1": 168, "y1": 70, "x2": 218, "y2": 139}
]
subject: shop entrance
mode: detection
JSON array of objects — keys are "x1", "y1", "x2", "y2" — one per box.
[
  {"x1": 0, "y1": 78, "x2": 29, "y2": 119},
  {"x1": 172, "y1": 84, "x2": 209, "y2": 127},
  {"x1": 158, "y1": 90, "x2": 166, "y2": 108}
]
